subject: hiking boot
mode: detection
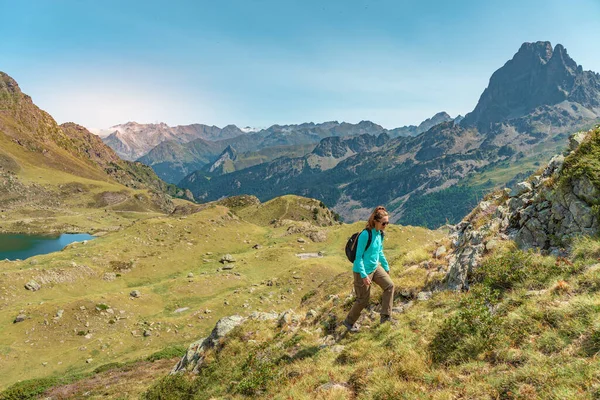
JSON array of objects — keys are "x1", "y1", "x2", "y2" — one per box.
[
  {"x1": 342, "y1": 320, "x2": 360, "y2": 333},
  {"x1": 380, "y1": 314, "x2": 395, "y2": 324}
]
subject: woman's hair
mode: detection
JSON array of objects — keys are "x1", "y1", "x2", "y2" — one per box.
[{"x1": 366, "y1": 205, "x2": 388, "y2": 230}]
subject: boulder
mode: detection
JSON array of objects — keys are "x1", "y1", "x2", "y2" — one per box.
[
  {"x1": 130, "y1": 290, "x2": 141, "y2": 298},
  {"x1": 510, "y1": 181, "x2": 532, "y2": 197},
  {"x1": 14, "y1": 314, "x2": 26, "y2": 323},
  {"x1": 220, "y1": 254, "x2": 235, "y2": 264},
  {"x1": 25, "y1": 280, "x2": 41, "y2": 291}
]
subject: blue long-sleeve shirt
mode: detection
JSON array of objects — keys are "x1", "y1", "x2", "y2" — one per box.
[{"x1": 353, "y1": 229, "x2": 389, "y2": 278}]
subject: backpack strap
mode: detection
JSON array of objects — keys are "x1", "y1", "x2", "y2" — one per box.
[{"x1": 365, "y1": 229, "x2": 373, "y2": 252}]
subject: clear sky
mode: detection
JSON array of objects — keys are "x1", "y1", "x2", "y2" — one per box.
[{"x1": 2, "y1": 0, "x2": 599, "y2": 130}]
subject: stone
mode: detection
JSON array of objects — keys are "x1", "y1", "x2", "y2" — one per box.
[
  {"x1": 14, "y1": 314, "x2": 26, "y2": 323},
  {"x1": 249, "y1": 312, "x2": 279, "y2": 321},
  {"x1": 143, "y1": 330, "x2": 151, "y2": 337},
  {"x1": 252, "y1": 244, "x2": 261, "y2": 249},
  {"x1": 297, "y1": 238, "x2": 306, "y2": 243},
  {"x1": 278, "y1": 310, "x2": 298, "y2": 327},
  {"x1": 417, "y1": 291, "x2": 432, "y2": 301},
  {"x1": 306, "y1": 309, "x2": 318, "y2": 318},
  {"x1": 86, "y1": 358, "x2": 93, "y2": 363},
  {"x1": 174, "y1": 307, "x2": 189, "y2": 313},
  {"x1": 25, "y1": 280, "x2": 41, "y2": 291},
  {"x1": 434, "y1": 246, "x2": 447, "y2": 258},
  {"x1": 187, "y1": 273, "x2": 194, "y2": 278},
  {"x1": 569, "y1": 131, "x2": 587, "y2": 151},
  {"x1": 511, "y1": 181, "x2": 532, "y2": 197},
  {"x1": 220, "y1": 254, "x2": 235, "y2": 263},
  {"x1": 130, "y1": 290, "x2": 141, "y2": 298},
  {"x1": 485, "y1": 239, "x2": 500, "y2": 252},
  {"x1": 543, "y1": 155, "x2": 564, "y2": 177},
  {"x1": 56, "y1": 310, "x2": 64, "y2": 319},
  {"x1": 573, "y1": 175, "x2": 599, "y2": 205},
  {"x1": 221, "y1": 264, "x2": 235, "y2": 270}
]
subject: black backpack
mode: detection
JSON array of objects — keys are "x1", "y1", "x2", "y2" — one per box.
[{"x1": 345, "y1": 229, "x2": 373, "y2": 262}]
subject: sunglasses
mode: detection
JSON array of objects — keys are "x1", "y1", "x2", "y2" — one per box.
[{"x1": 380, "y1": 221, "x2": 389, "y2": 226}]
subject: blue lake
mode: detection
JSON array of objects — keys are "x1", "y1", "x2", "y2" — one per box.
[{"x1": 0, "y1": 233, "x2": 95, "y2": 261}]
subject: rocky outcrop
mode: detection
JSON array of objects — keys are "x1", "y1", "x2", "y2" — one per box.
[
  {"x1": 446, "y1": 128, "x2": 600, "y2": 290},
  {"x1": 172, "y1": 312, "x2": 281, "y2": 374},
  {"x1": 462, "y1": 42, "x2": 600, "y2": 132}
]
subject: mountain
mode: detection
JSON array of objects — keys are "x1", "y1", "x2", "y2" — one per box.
[
  {"x1": 389, "y1": 111, "x2": 454, "y2": 137},
  {"x1": 462, "y1": 41, "x2": 600, "y2": 131},
  {"x1": 205, "y1": 145, "x2": 237, "y2": 175},
  {"x1": 99, "y1": 122, "x2": 247, "y2": 160},
  {"x1": 178, "y1": 42, "x2": 600, "y2": 227},
  {"x1": 138, "y1": 120, "x2": 388, "y2": 183},
  {"x1": 0, "y1": 71, "x2": 189, "y2": 222}
]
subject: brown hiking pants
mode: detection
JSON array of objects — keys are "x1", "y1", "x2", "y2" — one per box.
[{"x1": 345, "y1": 265, "x2": 395, "y2": 325}]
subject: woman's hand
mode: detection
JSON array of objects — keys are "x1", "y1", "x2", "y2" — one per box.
[{"x1": 362, "y1": 276, "x2": 371, "y2": 286}]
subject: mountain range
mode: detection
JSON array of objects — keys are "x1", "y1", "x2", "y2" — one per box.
[{"x1": 176, "y1": 42, "x2": 600, "y2": 227}]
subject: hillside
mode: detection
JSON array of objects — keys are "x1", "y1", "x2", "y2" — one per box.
[
  {"x1": 18, "y1": 127, "x2": 600, "y2": 399},
  {"x1": 178, "y1": 42, "x2": 600, "y2": 228},
  {"x1": 0, "y1": 71, "x2": 192, "y2": 235}
]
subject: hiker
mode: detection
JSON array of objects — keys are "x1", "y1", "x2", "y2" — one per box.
[{"x1": 343, "y1": 206, "x2": 394, "y2": 332}]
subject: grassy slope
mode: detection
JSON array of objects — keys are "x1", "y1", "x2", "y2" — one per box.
[{"x1": 0, "y1": 205, "x2": 444, "y2": 397}]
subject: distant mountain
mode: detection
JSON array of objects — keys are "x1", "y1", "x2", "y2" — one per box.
[
  {"x1": 0, "y1": 72, "x2": 190, "y2": 214},
  {"x1": 389, "y1": 112, "x2": 454, "y2": 137},
  {"x1": 179, "y1": 41, "x2": 600, "y2": 227},
  {"x1": 462, "y1": 41, "x2": 600, "y2": 131},
  {"x1": 205, "y1": 145, "x2": 237, "y2": 175},
  {"x1": 139, "y1": 120, "x2": 388, "y2": 183},
  {"x1": 99, "y1": 122, "x2": 247, "y2": 160}
]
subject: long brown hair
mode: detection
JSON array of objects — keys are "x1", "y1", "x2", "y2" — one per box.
[{"x1": 366, "y1": 205, "x2": 388, "y2": 230}]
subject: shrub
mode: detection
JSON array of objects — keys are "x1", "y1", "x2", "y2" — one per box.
[
  {"x1": 146, "y1": 345, "x2": 187, "y2": 362},
  {"x1": 0, "y1": 377, "x2": 58, "y2": 400},
  {"x1": 429, "y1": 286, "x2": 500, "y2": 365},
  {"x1": 235, "y1": 354, "x2": 280, "y2": 396},
  {"x1": 143, "y1": 374, "x2": 195, "y2": 400}
]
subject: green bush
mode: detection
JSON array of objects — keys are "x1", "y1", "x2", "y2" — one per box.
[
  {"x1": 146, "y1": 345, "x2": 187, "y2": 362},
  {"x1": 0, "y1": 377, "x2": 58, "y2": 400},
  {"x1": 474, "y1": 247, "x2": 574, "y2": 293},
  {"x1": 235, "y1": 354, "x2": 280, "y2": 396},
  {"x1": 143, "y1": 374, "x2": 195, "y2": 400},
  {"x1": 429, "y1": 286, "x2": 500, "y2": 365}
]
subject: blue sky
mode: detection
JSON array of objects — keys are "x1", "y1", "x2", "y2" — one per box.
[{"x1": 2, "y1": 0, "x2": 599, "y2": 129}]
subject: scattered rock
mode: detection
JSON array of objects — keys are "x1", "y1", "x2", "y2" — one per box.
[
  {"x1": 143, "y1": 330, "x2": 152, "y2": 337},
  {"x1": 130, "y1": 290, "x2": 141, "y2": 298},
  {"x1": 222, "y1": 264, "x2": 235, "y2": 270},
  {"x1": 220, "y1": 254, "x2": 235, "y2": 264},
  {"x1": 306, "y1": 309, "x2": 318, "y2": 318},
  {"x1": 187, "y1": 272, "x2": 194, "y2": 278},
  {"x1": 14, "y1": 314, "x2": 26, "y2": 323},
  {"x1": 297, "y1": 238, "x2": 306, "y2": 243},
  {"x1": 25, "y1": 280, "x2": 41, "y2": 291},
  {"x1": 417, "y1": 291, "x2": 432, "y2": 301},
  {"x1": 174, "y1": 307, "x2": 189, "y2": 313},
  {"x1": 434, "y1": 246, "x2": 447, "y2": 259},
  {"x1": 86, "y1": 358, "x2": 93, "y2": 364}
]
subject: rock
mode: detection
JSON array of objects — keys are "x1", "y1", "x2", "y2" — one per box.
[
  {"x1": 306, "y1": 309, "x2": 318, "y2": 318},
  {"x1": 14, "y1": 314, "x2": 26, "y2": 323},
  {"x1": 220, "y1": 254, "x2": 235, "y2": 263},
  {"x1": 221, "y1": 264, "x2": 235, "y2": 270},
  {"x1": 56, "y1": 310, "x2": 64, "y2": 319},
  {"x1": 330, "y1": 345, "x2": 345, "y2": 354},
  {"x1": 569, "y1": 131, "x2": 587, "y2": 151},
  {"x1": 543, "y1": 155, "x2": 564, "y2": 177},
  {"x1": 252, "y1": 244, "x2": 261, "y2": 249},
  {"x1": 417, "y1": 291, "x2": 432, "y2": 301},
  {"x1": 295, "y1": 252, "x2": 323, "y2": 260},
  {"x1": 143, "y1": 330, "x2": 152, "y2": 337},
  {"x1": 174, "y1": 307, "x2": 189, "y2": 313},
  {"x1": 103, "y1": 272, "x2": 117, "y2": 281},
  {"x1": 130, "y1": 290, "x2": 141, "y2": 298},
  {"x1": 572, "y1": 175, "x2": 599, "y2": 204},
  {"x1": 29, "y1": 259, "x2": 38, "y2": 265},
  {"x1": 249, "y1": 312, "x2": 279, "y2": 321},
  {"x1": 86, "y1": 358, "x2": 93, "y2": 364},
  {"x1": 25, "y1": 280, "x2": 41, "y2": 291},
  {"x1": 297, "y1": 238, "x2": 306, "y2": 243},
  {"x1": 434, "y1": 246, "x2": 447, "y2": 259},
  {"x1": 510, "y1": 181, "x2": 532, "y2": 197},
  {"x1": 187, "y1": 273, "x2": 194, "y2": 278},
  {"x1": 308, "y1": 231, "x2": 327, "y2": 242},
  {"x1": 278, "y1": 310, "x2": 298, "y2": 327},
  {"x1": 485, "y1": 239, "x2": 500, "y2": 252}
]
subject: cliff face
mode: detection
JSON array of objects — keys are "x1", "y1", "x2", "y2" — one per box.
[
  {"x1": 462, "y1": 42, "x2": 600, "y2": 131},
  {"x1": 445, "y1": 126, "x2": 600, "y2": 290}
]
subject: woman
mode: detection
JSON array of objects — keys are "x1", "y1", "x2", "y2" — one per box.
[{"x1": 343, "y1": 206, "x2": 394, "y2": 333}]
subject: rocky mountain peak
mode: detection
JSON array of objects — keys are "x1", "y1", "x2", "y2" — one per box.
[{"x1": 462, "y1": 41, "x2": 600, "y2": 131}]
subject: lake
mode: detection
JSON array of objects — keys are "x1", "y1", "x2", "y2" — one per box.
[{"x1": 0, "y1": 233, "x2": 95, "y2": 261}]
